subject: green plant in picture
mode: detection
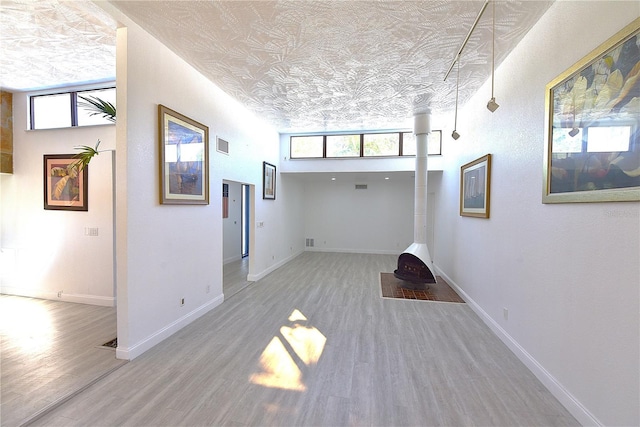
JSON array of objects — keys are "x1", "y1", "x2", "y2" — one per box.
[{"x1": 74, "y1": 95, "x2": 116, "y2": 171}]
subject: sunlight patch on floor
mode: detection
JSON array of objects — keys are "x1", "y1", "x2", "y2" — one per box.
[
  {"x1": 0, "y1": 297, "x2": 54, "y2": 354},
  {"x1": 250, "y1": 309, "x2": 326, "y2": 391}
]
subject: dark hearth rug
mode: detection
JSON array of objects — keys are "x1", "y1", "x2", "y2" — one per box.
[{"x1": 380, "y1": 272, "x2": 465, "y2": 303}]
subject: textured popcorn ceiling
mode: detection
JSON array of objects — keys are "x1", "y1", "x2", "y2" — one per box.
[
  {"x1": 1, "y1": 0, "x2": 552, "y2": 133},
  {"x1": 0, "y1": 0, "x2": 117, "y2": 92}
]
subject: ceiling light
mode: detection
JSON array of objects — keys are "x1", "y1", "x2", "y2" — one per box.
[
  {"x1": 385, "y1": 177, "x2": 390, "y2": 180},
  {"x1": 487, "y1": 0, "x2": 499, "y2": 113},
  {"x1": 331, "y1": 177, "x2": 336, "y2": 181},
  {"x1": 487, "y1": 98, "x2": 499, "y2": 112}
]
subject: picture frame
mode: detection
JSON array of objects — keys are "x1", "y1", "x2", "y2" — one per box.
[
  {"x1": 460, "y1": 154, "x2": 491, "y2": 218},
  {"x1": 263, "y1": 161, "x2": 276, "y2": 200},
  {"x1": 543, "y1": 18, "x2": 640, "y2": 203},
  {"x1": 159, "y1": 104, "x2": 209, "y2": 205},
  {"x1": 44, "y1": 154, "x2": 88, "y2": 211}
]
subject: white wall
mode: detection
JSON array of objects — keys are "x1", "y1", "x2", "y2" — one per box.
[
  {"x1": 301, "y1": 174, "x2": 438, "y2": 255},
  {"x1": 111, "y1": 12, "x2": 305, "y2": 359},
  {"x1": 222, "y1": 180, "x2": 242, "y2": 264},
  {"x1": 0, "y1": 91, "x2": 116, "y2": 306},
  {"x1": 433, "y1": 4, "x2": 639, "y2": 426}
]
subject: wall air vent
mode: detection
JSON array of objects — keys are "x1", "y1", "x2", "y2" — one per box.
[
  {"x1": 355, "y1": 184, "x2": 368, "y2": 190},
  {"x1": 217, "y1": 137, "x2": 229, "y2": 154},
  {"x1": 305, "y1": 238, "x2": 315, "y2": 247}
]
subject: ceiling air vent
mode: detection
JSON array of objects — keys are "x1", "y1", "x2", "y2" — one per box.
[
  {"x1": 217, "y1": 137, "x2": 229, "y2": 154},
  {"x1": 355, "y1": 184, "x2": 368, "y2": 190}
]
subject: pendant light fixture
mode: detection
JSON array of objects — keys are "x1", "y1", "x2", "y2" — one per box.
[
  {"x1": 487, "y1": 0, "x2": 499, "y2": 112},
  {"x1": 452, "y1": 57, "x2": 461, "y2": 140}
]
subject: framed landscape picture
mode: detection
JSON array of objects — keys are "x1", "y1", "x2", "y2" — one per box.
[
  {"x1": 460, "y1": 154, "x2": 491, "y2": 218},
  {"x1": 263, "y1": 161, "x2": 276, "y2": 200},
  {"x1": 159, "y1": 105, "x2": 209, "y2": 205},
  {"x1": 543, "y1": 18, "x2": 640, "y2": 203},
  {"x1": 44, "y1": 154, "x2": 88, "y2": 211}
]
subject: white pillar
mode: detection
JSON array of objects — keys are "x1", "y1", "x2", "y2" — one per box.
[
  {"x1": 399, "y1": 111, "x2": 436, "y2": 282},
  {"x1": 413, "y1": 112, "x2": 430, "y2": 246}
]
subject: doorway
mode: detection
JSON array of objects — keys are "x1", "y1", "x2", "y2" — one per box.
[
  {"x1": 241, "y1": 184, "x2": 250, "y2": 258},
  {"x1": 223, "y1": 181, "x2": 254, "y2": 298}
]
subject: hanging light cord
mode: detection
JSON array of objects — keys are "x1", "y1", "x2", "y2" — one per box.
[
  {"x1": 454, "y1": 58, "x2": 460, "y2": 130},
  {"x1": 490, "y1": 0, "x2": 495, "y2": 99}
]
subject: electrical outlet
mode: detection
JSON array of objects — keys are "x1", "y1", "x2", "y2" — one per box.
[{"x1": 57, "y1": 291, "x2": 63, "y2": 298}]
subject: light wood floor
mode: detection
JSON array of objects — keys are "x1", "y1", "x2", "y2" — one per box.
[
  {"x1": 223, "y1": 257, "x2": 251, "y2": 299},
  {"x1": 1, "y1": 258, "x2": 252, "y2": 427},
  {"x1": 26, "y1": 252, "x2": 577, "y2": 426},
  {"x1": 0, "y1": 295, "x2": 125, "y2": 427}
]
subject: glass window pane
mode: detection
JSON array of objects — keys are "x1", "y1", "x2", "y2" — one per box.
[
  {"x1": 291, "y1": 135, "x2": 323, "y2": 158},
  {"x1": 326, "y1": 134, "x2": 360, "y2": 157},
  {"x1": 77, "y1": 88, "x2": 116, "y2": 126},
  {"x1": 402, "y1": 131, "x2": 442, "y2": 155},
  {"x1": 363, "y1": 133, "x2": 399, "y2": 156},
  {"x1": 32, "y1": 93, "x2": 71, "y2": 129},
  {"x1": 402, "y1": 132, "x2": 416, "y2": 156},
  {"x1": 428, "y1": 130, "x2": 442, "y2": 155}
]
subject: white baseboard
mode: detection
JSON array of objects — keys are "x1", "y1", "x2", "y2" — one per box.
[
  {"x1": 0, "y1": 286, "x2": 115, "y2": 307},
  {"x1": 304, "y1": 247, "x2": 399, "y2": 255},
  {"x1": 116, "y1": 294, "x2": 224, "y2": 360},
  {"x1": 434, "y1": 266, "x2": 601, "y2": 427},
  {"x1": 247, "y1": 250, "x2": 304, "y2": 282}
]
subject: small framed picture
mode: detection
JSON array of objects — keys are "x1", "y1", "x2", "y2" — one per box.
[
  {"x1": 460, "y1": 154, "x2": 491, "y2": 218},
  {"x1": 159, "y1": 105, "x2": 209, "y2": 205},
  {"x1": 263, "y1": 161, "x2": 276, "y2": 200},
  {"x1": 44, "y1": 154, "x2": 88, "y2": 211}
]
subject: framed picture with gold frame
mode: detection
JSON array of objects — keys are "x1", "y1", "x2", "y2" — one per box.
[
  {"x1": 460, "y1": 154, "x2": 491, "y2": 218},
  {"x1": 543, "y1": 18, "x2": 640, "y2": 203},
  {"x1": 159, "y1": 105, "x2": 209, "y2": 205}
]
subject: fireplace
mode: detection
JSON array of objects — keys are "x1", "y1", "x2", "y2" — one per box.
[
  {"x1": 394, "y1": 245, "x2": 436, "y2": 284},
  {"x1": 394, "y1": 112, "x2": 437, "y2": 286}
]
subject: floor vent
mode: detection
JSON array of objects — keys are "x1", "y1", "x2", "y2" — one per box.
[
  {"x1": 305, "y1": 238, "x2": 315, "y2": 247},
  {"x1": 101, "y1": 338, "x2": 117, "y2": 349},
  {"x1": 355, "y1": 184, "x2": 368, "y2": 190},
  {"x1": 217, "y1": 137, "x2": 229, "y2": 154}
]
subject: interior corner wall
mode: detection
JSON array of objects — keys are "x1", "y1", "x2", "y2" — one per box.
[
  {"x1": 113, "y1": 16, "x2": 304, "y2": 360},
  {"x1": 433, "y1": 3, "x2": 639, "y2": 426},
  {"x1": 0, "y1": 93, "x2": 115, "y2": 306}
]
